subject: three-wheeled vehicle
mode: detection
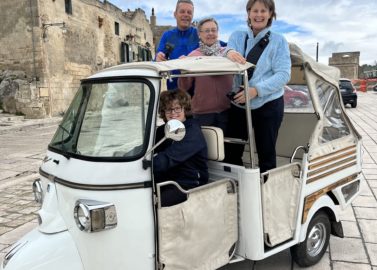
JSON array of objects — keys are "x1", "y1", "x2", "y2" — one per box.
[{"x1": 1, "y1": 44, "x2": 363, "y2": 270}]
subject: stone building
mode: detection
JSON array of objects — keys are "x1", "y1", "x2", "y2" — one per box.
[
  {"x1": 329, "y1": 51, "x2": 360, "y2": 80},
  {"x1": 150, "y1": 8, "x2": 173, "y2": 52},
  {"x1": 0, "y1": 0, "x2": 154, "y2": 118}
]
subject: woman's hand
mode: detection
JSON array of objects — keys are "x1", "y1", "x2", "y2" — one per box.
[
  {"x1": 226, "y1": 50, "x2": 246, "y2": 64},
  {"x1": 233, "y1": 87, "x2": 258, "y2": 104}
]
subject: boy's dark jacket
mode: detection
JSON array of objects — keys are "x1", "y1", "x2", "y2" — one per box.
[{"x1": 153, "y1": 117, "x2": 208, "y2": 188}]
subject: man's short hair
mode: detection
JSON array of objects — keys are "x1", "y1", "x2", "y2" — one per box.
[{"x1": 176, "y1": 0, "x2": 194, "y2": 10}]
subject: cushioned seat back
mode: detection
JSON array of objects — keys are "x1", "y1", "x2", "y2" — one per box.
[{"x1": 201, "y1": 126, "x2": 225, "y2": 161}]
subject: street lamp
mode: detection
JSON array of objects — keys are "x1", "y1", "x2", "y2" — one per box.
[
  {"x1": 316, "y1": 42, "x2": 319, "y2": 62},
  {"x1": 42, "y1": 22, "x2": 67, "y2": 41}
]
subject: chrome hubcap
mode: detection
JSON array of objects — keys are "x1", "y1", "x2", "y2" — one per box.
[{"x1": 307, "y1": 223, "x2": 326, "y2": 257}]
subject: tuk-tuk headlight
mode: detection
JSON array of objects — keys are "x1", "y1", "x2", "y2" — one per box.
[
  {"x1": 74, "y1": 203, "x2": 91, "y2": 231},
  {"x1": 32, "y1": 179, "x2": 43, "y2": 204},
  {"x1": 74, "y1": 199, "x2": 117, "y2": 233}
]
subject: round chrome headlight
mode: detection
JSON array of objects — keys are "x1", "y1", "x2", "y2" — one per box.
[
  {"x1": 32, "y1": 179, "x2": 43, "y2": 204},
  {"x1": 74, "y1": 203, "x2": 91, "y2": 231}
]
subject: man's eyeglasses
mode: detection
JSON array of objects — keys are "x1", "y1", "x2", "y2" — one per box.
[
  {"x1": 200, "y1": 28, "x2": 218, "y2": 34},
  {"x1": 165, "y1": 106, "x2": 183, "y2": 115}
]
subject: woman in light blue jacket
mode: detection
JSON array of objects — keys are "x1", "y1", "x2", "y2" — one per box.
[{"x1": 225, "y1": 0, "x2": 291, "y2": 173}]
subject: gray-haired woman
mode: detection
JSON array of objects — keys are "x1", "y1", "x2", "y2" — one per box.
[{"x1": 178, "y1": 17, "x2": 233, "y2": 132}]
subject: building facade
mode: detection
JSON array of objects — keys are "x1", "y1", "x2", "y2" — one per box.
[
  {"x1": 150, "y1": 8, "x2": 173, "y2": 53},
  {"x1": 329, "y1": 51, "x2": 360, "y2": 80},
  {"x1": 0, "y1": 0, "x2": 154, "y2": 118}
]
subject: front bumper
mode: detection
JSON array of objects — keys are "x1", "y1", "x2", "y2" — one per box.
[{"x1": 1, "y1": 229, "x2": 83, "y2": 270}]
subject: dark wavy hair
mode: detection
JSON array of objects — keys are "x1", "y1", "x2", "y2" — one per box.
[
  {"x1": 246, "y1": 0, "x2": 276, "y2": 28},
  {"x1": 158, "y1": 89, "x2": 192, "y2": 122}
]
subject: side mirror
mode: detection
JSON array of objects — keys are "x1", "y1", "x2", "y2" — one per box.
[
  {"x1": 164, "y1": 119, "x2": 186, "y2": 141},
  {"x1": 143, "y1": 120, "x2": 186, "y2": 169}
]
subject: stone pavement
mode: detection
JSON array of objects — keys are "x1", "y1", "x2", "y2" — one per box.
[
  {"x1": 0, "y1": 92, "x2": 377, "y2": 269},
  {"x1": 0, "y1": 112, "x2": 61, "y2": 261}
]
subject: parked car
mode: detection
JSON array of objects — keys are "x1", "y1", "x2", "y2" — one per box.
[
  {"x1": 339, "y1": 78, "x2": 357, "y2": 108},
  {"x1": 373, "y1": 83, "x2": 377, "y2": 92},
  {"x1": 284, "y1": 85, "x2": 309, "y2": 107}
]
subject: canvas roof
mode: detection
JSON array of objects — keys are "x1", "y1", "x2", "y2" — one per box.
[
  {"x1": 99, "y1": 56, "x2": 253, "y2": 76},
  {"x1": 92, "y1": 44, "x2": 340, "y2": 88},
  {"x1": 289, "y1": 43, "x2": 340, "y2": 87}
]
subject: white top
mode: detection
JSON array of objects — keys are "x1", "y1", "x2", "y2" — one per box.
[{"x1": 89, "y1": 56, "x2": 253, "y2": 79}]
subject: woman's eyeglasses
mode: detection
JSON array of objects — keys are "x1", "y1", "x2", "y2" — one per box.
[
  {"x1": 200, "y1": 28, "x2": 218, "y2": 34},
  {"x1": 165, "y1": 106, "x2": 183, "y2": 115}
]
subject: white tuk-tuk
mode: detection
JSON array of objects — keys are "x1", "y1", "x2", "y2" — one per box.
[{"x1": 1, "y1": 44, "x2": 363, "y2": 270}]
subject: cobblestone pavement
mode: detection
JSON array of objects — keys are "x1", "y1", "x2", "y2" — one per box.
[
  {"x1": 1, "y1": 92, "x2": 377, "y2": 269},
  {"x1": 0, "y1": 114, "x2": 60, "y2": 261}
]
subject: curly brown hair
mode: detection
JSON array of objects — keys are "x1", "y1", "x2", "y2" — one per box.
[{"x1": 159, "y1": 89, "x2": 192, "y2": 122}]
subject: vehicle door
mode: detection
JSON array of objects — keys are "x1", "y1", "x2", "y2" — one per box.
[
  {"x1": 156, "y1": 179, "x2": 238, "y2": 270},
  {"x1": 305, "y1": 79, "x2": 363, "y2": 210}
]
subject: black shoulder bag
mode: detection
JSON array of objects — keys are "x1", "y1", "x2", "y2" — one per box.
[
  {"x1": 244, "y1": 31, "x2": 270, "y2": 80},
  {"x1": 224, "y1": 31, "x2": 271, "y2": 165}
]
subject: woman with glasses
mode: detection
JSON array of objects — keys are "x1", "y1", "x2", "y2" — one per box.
[
  {"x1": 178, "y1": 17, "x2": 233, "y2": 132},
  {"x1": 153, "y1": 89, "x2": 208, "y2": 206}
]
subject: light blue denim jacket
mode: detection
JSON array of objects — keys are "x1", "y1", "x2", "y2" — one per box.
[{"x1": 227, "y1": 27, "x2": 291, "y2": 109}]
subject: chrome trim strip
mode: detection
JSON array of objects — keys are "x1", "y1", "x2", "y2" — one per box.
[{"x1": 39, "y1": 168, "x2": 152, "y2": 190}]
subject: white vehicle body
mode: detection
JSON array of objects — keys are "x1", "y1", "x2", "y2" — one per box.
[{"x1": 2, "y1": 44, "x2": 363, "y2": 270}]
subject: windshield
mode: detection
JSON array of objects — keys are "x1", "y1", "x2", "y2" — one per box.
[
  {"x1": 339, "y1": 80, "x2": 354, "y2": 92},
  {"x1": 49, "y1": 80, "x2": 153, "y2": 160}
]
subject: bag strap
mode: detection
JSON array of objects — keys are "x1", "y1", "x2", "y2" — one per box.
[
  {"x1": 245, "y1": 31, "x2": 270, "y2": 80},
  {"x1": 243, "y1": 33, "x2": 249, "y2": 58}
]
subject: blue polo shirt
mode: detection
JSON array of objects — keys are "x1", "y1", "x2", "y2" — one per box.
[{"x1": 157, "y1": 27, "x2": 199, "y2": 90}]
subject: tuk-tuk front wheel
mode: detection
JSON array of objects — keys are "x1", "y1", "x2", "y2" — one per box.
[{"x1": 291, "y1": 211, "x2": 330, "y2": 267}]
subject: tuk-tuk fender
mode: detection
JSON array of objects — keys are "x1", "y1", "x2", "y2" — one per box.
[
  {"x1": 299, "y1": 194, "x2": 338, "y2": 243},
  {"x1": 38, "y1": 181, "x2": 67, "y2": 234},
  {"x1": 2, "y1": 229, "x2": 82, "y2": 270}
]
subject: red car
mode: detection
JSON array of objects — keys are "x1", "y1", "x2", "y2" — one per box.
[{"x1": 284, "y1": 85, "x2": 309, "y2": 107}]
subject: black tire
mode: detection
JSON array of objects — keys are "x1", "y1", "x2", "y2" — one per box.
[
  {"x1": 291, "y1": 211, "x2": 330, "y2": 267},
  {"x1": 351, "y1": 100, "x2": 357, "y2": 108}
]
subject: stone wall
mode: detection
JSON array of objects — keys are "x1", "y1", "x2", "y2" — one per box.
[
  {"x1": 329, "y1": 51, "x2": 360, "y2": 79},
  {"x1": 37, "y1": 0, "x2": 154, "y2": 116},
  {"x1": 0, "y1": 0, "x2": 42, "y2": 79},
  {"x1": 0, "y1": 0, "x2": 154, "y2": 118},
  {"x1": 0, "y1": 0, "x2": 47, "y2": 117},
  {"x1": 0, "y1": 70, "x2": 46, "y2": 118}
]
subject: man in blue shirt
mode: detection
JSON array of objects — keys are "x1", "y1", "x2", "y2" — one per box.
[{"x1": 156, "y1": 0, "x2": 199, "y2": 90}]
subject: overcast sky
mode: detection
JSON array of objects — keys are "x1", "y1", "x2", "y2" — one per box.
[{"x1": 111, "y1": 0, "x2": 377, "y2": 65}]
